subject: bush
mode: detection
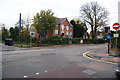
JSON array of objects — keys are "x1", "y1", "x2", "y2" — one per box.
[
  {"x1": 14, "y1": 44, "x2": 32, "y2": 48},
  {"x1": 72, "y1": 38, "x2": 82, "y2": 44},
  {"x1": 97, "y1": 39, "x2": 105, "y2": 44},
  {"x1": 83, "y1": 39, "x2": 105, "y2": 44},
  {"x1": 61, "y1": 37, "x2": 70, "y2": 45},
  {"x1": 32, "y1": 38, "x2": 38, "y2": 43},
  {"x1": 41, "y1": 36, "x2": 72, "y2": 45},
  {"x1": 83, "y1": 39, "x2": 93, "y2": 44},
  {"x1": 111, "y1": 38, "x2": 120, "y2": 48},
  {"x1": 42, "y1": 36, "x2": 62, "y2": 45}
]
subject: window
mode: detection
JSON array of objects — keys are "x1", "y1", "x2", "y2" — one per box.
[
  {"x1": 70, "y1": 32, "x2": 72, "y2": 35},
  {"x1": 70, "y1": 27, "x2": 72, "y2": 30},
  {"x1": 56, "y1": 25, "x2": 58, "y2": 27},
  {"x1": 66, "y1": 31, "x2": 68, "y2": 35},
  {"x1": 61, "y1": 31, "x2": 64, "y2": 34},
  {"x1": 61, "y1": 25, "x2": 64, "y2": 30},
  {"x1": 55, "y1": 30, "x2": 58, "y2": 34},
  {"x1": 66, "y1": 26, "x2": 69, "y2": 30}
]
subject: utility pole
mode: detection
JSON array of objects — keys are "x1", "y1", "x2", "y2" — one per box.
[{"x1": 18, "y1": 13, "x2": 21, "y2": 43}]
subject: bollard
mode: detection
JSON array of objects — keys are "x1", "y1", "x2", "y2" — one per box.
[{"x1": 108, "y1": 44, "x2": 110, "y2": 54}]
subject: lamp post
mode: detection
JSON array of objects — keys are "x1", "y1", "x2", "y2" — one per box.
[{"x1": 18, "y1": 13, "x2": 21, "y2": 43}]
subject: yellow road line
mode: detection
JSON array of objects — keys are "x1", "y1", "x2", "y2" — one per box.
[{"x1": 83, "y1": 51, "x2": 118, "y2": 65}]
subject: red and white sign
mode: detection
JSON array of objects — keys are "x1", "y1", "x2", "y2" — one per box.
[{"x1": 113, "y1": 23, "x2": 120, "y2": 30}]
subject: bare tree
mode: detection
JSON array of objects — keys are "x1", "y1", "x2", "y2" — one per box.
[{"x1": 80, "y1": 2, "x2": 109, "y2": 39}]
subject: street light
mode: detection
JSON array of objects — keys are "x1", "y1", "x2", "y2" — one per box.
[{"x1": 18, "y1": 13, "x2": 21, "y2": 43}]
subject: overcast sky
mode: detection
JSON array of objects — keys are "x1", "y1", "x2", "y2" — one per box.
[{"x1": 0, "y1": 0, "x2": 120, "y2": 29}]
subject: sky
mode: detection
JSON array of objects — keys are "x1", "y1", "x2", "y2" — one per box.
[{"x1": 0, "y1": 0, "x2": 120, "y2": 29}]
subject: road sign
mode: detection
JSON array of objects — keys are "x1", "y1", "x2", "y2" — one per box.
[
  {"x1": 113, "y1": 23, "x2": 120, "y2": 30},
  {"x1": 30, "y1": 32, "x2": 35, "y2": 37},
  {"x1": 113, "y1": 34, "x2": 119, "y2": 38},
  {"x1": 106, "y1": 35, "x2": 111, "y2": 39}
]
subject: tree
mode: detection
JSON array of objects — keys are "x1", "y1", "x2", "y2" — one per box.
[
  {"x1": 9, "y1": 27, "x2": 14, "y2": 39},
  {"x1": 70, "y1": 20, "x2": 76, "y2": 27},
  {"x1": 80, "y1": 2, "x2": 109, "y2": 39},
  {"x1": 9, "y1": 27, "x2": 19, "y2": 41},
  {"x1": 32, "y1": 9, "x2": 57, "y2": 39},
  {"x1": 1, "y1": 24, "x2": 9, "y2": 41},
  {"x1": 70, "y1": 20, "x2": 86, "y2": 38},
  {"x1": 20, "y1": 28, "x2": 30, "y2": 43}
]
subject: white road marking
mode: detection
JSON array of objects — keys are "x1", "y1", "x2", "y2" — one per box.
[
  {"x1": 27, "y1": 59, "x2": 41, "y2": 62},
  {"x1": 36, "y1": 73, "x2": 39, "y2": 75},
  {"x1": 23, "y1": 75, "x2": 27, "y2": 78},
  {"x1": 62, "y1": 66, "x2": 65, "y2": 68},
  {"x1": 45, "y1": 70, "x2": 48, "y2": 73},
  {"x1": 83, "y1": 70, "x2": 96, "y2": 75},
  {"x1": 3, "y1": 49, "x2": 55, "y2": 55}
]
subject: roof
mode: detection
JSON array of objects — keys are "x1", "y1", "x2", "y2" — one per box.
[
  {"x1": 55, "y1": 17, "x2": 66, "y2": 24},
  {"x1": 55, "y1": 17, "x2": 73, "y2": 27}
]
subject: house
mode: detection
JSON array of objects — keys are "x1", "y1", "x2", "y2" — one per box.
[
  {"x1": 30, "y1": 17, "x2": 73, "y2": 39},
  {"x1": 47, "y1": 17, "x2": 73, "y2": 38}
]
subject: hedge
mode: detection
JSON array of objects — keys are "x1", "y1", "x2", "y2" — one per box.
[
  {"x1": 111, "y1": 38, "x2": 120, "y2": 48},
  {"x1": 41, "y1": 36, "x2": 61, "y2": 45},
  {"x1": 41, "y1": 36, "x2": 73, "y2": 45},
  {"x1": 72, "y1": 38, "x2": 82, "y2": 44},
  {"x1": 83, "y1": 39, "x2": 105, "y2": 44}
]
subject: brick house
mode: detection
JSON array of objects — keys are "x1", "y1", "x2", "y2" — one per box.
[
  {"x1": 47, "y1": 17, "x2": 73, "y2": 38},
  {"x1": 30, "y1": 17, "x2": 73, "y2": 39}
]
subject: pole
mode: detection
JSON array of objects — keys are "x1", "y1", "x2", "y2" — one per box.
[
  {"x1": 108, "y1": 43, "x2": 109, "y2": 54},
  {"x1": 115, "y1": 30, "x2": 118, "y2": 56},
  {"x1": 110, "y1": 37, "x2": 112, "y2": 49},
  {"x1": 30, "y1": 34, "x2": 32, "y2": 45},
  {"x1": 19, "y1": 13, "x2": 21, "y2": 43}
]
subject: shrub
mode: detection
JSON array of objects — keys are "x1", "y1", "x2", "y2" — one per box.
[
  {"x1": 14, "y1": 44, "x2": 32, "y2": 48},
  {"x1": 61, "y1": 37, "x2": 70, "y2": 45},
  {"x1": 41, "y1": 36, "x2": 72, "y2": 45},
  {"x1": 42, "y1": 36, "x2": 62, "y2": 45},
  {"x1": 83, "y1": 39, "x2": 105, "y2": 44},
  {"x1": 83, "y1": 39, "x2": 93, "y2": 44},
  {"x1": 111, "y1": 38, "x2": 120, "y2": 48},
  {"x1": 32, "y1": 38, "x2": 38, "y2": 43},
  {"x1": 97, "y1": 39, "x2": 105, "y2": 44},
  {"x1": 72, "y1": 38, "x2": 82, "y2": 44}
]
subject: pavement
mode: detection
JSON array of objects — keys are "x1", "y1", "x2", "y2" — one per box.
[
  {"x1": 1, "y1": 44, "x2": 62, "y2": 51},
  {"x1": 1, "y1": 45, "x2": 28, "y2": 51},
  {"x1": 85, "y1": 48, "x2": 120, "y2": 64}
]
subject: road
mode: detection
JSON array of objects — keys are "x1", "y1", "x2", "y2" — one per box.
[{"x1": 2, "y1": 44, "x2": 118, "y2": 78}]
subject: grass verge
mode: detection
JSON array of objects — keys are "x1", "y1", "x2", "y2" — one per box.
[{"x1": 14, "y1": 44, "x2": 32, "y2": 48}]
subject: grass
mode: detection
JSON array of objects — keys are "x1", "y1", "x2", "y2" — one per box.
[
  {"x1": 109, "y1": 48, "x2": 120, "y2": 57},
  {"x1": 14, "y1": 44, "x2": 32, "y2": 48},
  {"x1": 0, "y1": 42, "x2": 4, "y2": 44}
]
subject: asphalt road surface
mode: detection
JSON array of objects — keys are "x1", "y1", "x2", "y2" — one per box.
[{"x1": 2, "y1": 44, "x2": 118, "y2": 78}]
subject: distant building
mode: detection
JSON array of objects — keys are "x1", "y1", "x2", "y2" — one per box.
[{"x1": 118, "y1": 1, "x2": 120, "y2": 23}]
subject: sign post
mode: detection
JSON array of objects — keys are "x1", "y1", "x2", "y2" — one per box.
[
  {"x1": 112, "y1": 23, "x2": 120, "y2": 56},
  {"x1": 106, "y1": 35, "x2": 111, "y2": 54}
]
